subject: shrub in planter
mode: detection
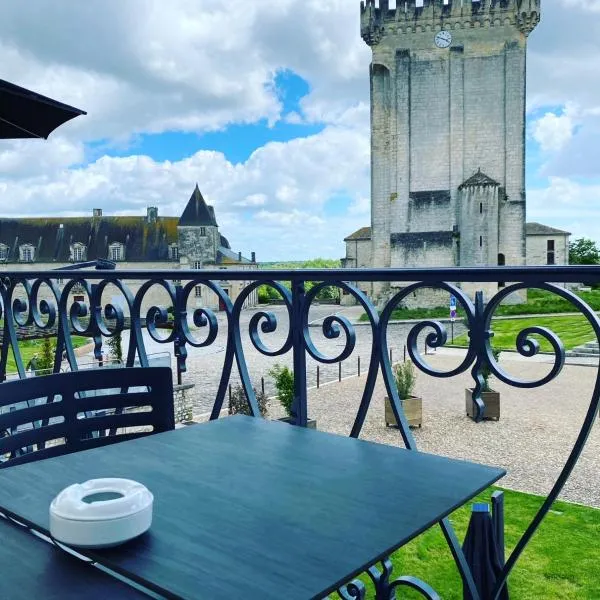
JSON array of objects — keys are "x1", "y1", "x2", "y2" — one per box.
[
  {"x1": 228, "y1": 384, "x2": 268, "y2": 417},
  {"x1": 268, "y1": 364, "x2": 316, "y2": 428},
  {"x1": 466, "y1": 348, "x2": 501, "y2": 421},
  {"x1": 385, "y1": 360, "x2": 422, "y2": 428}
]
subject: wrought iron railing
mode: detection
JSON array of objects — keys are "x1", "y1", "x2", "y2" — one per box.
[{"x1": 1, "y1": 265, "x2": 599, "y2": 599}]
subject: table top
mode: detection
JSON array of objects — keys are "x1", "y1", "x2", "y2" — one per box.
[
  {"x1": 0, "y1": 516, "x2": 145, "y2": 599},
  {"x1": 0, "y1": 416, "x2": 504, "y2": 600}
]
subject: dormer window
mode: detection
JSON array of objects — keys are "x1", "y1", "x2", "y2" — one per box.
[
  {"x1": 169, "y1": 244, "x2": 179, "y2": 260},
  {"x1": 200, "y1": 227, "x2": 206, "y2": 236},
  {"x1": 109, "y1": 242, "x2": 124, "y2": 262},
  {"x1": 71, "y1": 242, "x2": 86, "y2": 262},
  {"x1": 19, "y1": 244, "x2": 35, "y2": 263},
  {"x1": 0, "y1": 244, "x2": 8, "y2": 261}
]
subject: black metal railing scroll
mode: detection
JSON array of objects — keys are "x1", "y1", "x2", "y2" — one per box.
[{"x1": 1, "y1": 265, "x2": 599, "y2": 599}]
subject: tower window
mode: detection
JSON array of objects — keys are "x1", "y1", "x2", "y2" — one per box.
[
  {"x1": 479, "y1": 203, "x2": 483, "y2": 214},
  {"x1": 547, "y1": 240, "x2": 555, "y2": 265},
  {"x1": 479, "y1": 236, "x2": 483, "y2": 248},
  {"x1": 200, "y1": 227, "x2": 206, "y2": 236},
  {"x1": 193, "y1": 261, "x2": 203, "y2": 270},
  {"x1": 195, "y1": 286, "x2": 202, "y2": 298}
]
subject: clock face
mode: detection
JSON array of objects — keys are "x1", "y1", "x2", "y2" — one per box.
[{"x1": 434, "y1": 30, "x2": 452, "y2": 48}]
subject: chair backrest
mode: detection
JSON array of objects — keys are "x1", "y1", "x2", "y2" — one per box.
[{"x1": 0, "y1": 367, "x2": 175, "y2": 468}]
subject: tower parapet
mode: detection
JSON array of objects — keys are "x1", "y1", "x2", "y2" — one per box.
[{"x1": 360, "y1": 0, "x2": 541, "y2": 45}]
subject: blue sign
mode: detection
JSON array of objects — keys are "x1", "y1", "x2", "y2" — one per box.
[{"x1": 450, "y1": 295, "x2": 457, "y2": 321}]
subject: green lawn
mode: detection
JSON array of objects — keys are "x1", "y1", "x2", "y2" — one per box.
[
  {"x1": 355, "y1": 487, "x2": 600, "y2": 599},
  {"x1": 2, "y1": 336, "x2": 91, "y2": 373},
  {"x1": 359, "y1": 288, "x2": 600, "y2": 322},
  {"x1": 449, "y1": 315, "x2": 595, "y2": 352}
]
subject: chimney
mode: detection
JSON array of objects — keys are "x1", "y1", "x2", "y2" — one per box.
[
  {"x1": 251, "y1": 251, "x2": 256, "y2": 263},
  {"x1": 93, "y1": 208, "x2": 102, "y2": 217},
  {"x1": 147, "y1": 206, "x2": 158, "y2": 224}
]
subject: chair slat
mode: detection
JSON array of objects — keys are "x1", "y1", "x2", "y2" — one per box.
[{"x1": 0, "y1": 367, "x2": 174, "y2": 468}]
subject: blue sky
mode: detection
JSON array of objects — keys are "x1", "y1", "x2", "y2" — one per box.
[{"x1": 0, "y1": 0, "x2": 599, "y2": 261}]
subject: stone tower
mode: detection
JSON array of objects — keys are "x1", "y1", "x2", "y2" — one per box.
[
  {"x1": 361, "y1": 0, "x2": 540, "y2": 300},
  {"x1": 177, "y1": 184, "x2": 220, "y2": 267}
]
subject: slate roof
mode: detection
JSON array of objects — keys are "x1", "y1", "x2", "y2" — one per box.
[
  {"x1": 217, "y1": 246, "x2": 253, "y2": 265},
  {"x1": 178, "y1": 184, "x2": 218, "y2": 227},
  {"x1": 0, "y1": 216, "x2": 179, "y2": 263},
  {"x1": 344, "y1": 227, "x2": 372, "y2": 241},
  {"x1": 459, "y1": 169, "x2": 501, "y2": 189},
  {"x1": 526, "y1": 222, "x2": 571, "y2": 236}
]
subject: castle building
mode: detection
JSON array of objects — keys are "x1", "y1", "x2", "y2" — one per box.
[
  {"x1": 0, "y1": 184, "x2": 259, "y2": 311},
  {"x1": 343, "y1": 0, "x2": 568, "y2": 304}
]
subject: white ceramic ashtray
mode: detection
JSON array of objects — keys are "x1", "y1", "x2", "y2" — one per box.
[{"x1": 49, "y1": 478, "x2": 153, "y2": 549}]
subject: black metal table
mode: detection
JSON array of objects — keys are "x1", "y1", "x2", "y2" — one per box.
[
  {"x1": 0, "y1": 416, "x2": 504, "y2": 599},
  {"x1": 0, "y1": 515, "x2": 146, "y2": 598}
]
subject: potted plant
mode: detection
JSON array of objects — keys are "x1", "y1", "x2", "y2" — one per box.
[
  {"x1": 385, "y1": 360, "x2": 422, "y2": 428},
  {"x1": 228, "y1": 384, "x2": 269, "y2": 418},
  {"x1": 268, "y1": 364, "x2": 316, "y2": 429},
  {"x1": 466, "y1": 348, "x2": 501, "y2": 421}
]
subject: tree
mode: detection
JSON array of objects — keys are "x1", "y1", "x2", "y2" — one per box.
[
  {"x1": 569, "y1": 238, "x2": 600, "y2": 265},
  {"x1": 107, "y1": 331, "x2": 123, "y2": 364},
  {"x1": 28, "y1": 336, "x2": 55, "y2": 374}
]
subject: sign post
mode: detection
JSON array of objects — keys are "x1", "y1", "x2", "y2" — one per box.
[{"x1": 450, "y1": 295, "x2": 457, "y2": 343}]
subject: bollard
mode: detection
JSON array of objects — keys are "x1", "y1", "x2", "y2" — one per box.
[
  {"x1": 228, "y1": 384, "x2": 232, "y2": 403},
  {"x1": 358, "y1": 356, "x2": 361, "y2": 377},
  {"x1": 317, "y1": 366, "x2": 320, "y2": 389},
  {"x1": 403, "y1": 345, "x2": 406, "y2": 363},
  {"x1": 261, "y1": 376, "x2": 265, "y2": 395},
  {"x1": 338, "y1": 361, "x2": 342, "y2": 382},
  {"x1": 390, "y1": 348, "x2": 393, "y2": 364}
]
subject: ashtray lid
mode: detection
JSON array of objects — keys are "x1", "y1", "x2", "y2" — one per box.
[{"x1": 50, "y1": 478, "x2": 153, "y2": 522}]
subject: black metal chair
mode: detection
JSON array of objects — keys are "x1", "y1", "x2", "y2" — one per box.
[{"x1": 0, "y1": 367, "x2": 175, "y2": 468}]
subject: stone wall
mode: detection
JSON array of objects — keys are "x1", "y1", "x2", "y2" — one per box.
[
  {"x1": 177, "y1": 225, "x2": 219, "y2": 265},
  {"x1": 526, "y1": 234, "x2": 570, "y2": 267},
  {"x1": 173, "y1": 383, "x2": 195, "y2": 423}
]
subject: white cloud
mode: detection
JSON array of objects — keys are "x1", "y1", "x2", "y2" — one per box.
[
  {"x1": 0, "y1": 0, "x2": 368, "y2": 144},
  {"x1": 527, "y1": 177, "x2": 600, "y2": 242},
  {"x1": 532, "y1": 106, "x2": 578, "y2": 153},
  {"x1": 0, "y1": 107, "x2": 370, "y2": 260},
  {"x1": 3, "y1": 0, "x2": 600, "y2": 256}
]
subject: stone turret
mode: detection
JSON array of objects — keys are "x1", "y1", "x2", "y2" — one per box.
[{"x1": 177, "y1": 184, "x2": 220, "y2": 266}]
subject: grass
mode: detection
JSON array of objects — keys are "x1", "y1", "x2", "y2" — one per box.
[
  {"x1": 449, "y1": 315, "x2": 595, "y2": 352},
  {"x1": 359, "y1": 288, "x2": 600, "y2": 322},
  {"x1": 2, "y1": 336, "x2": 90, "y2": 373},
  {"x1": 355, "y1": 487, "x2": 600, "y2": 599}
]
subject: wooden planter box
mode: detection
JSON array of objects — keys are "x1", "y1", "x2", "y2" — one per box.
[
  {"x1": 278, "y1": 416, "x2": 317, "y2": 429},
  {"x1": 466, "y1": 389, "x2": 500, "y2": 421},
  {"x1": 384, "y1": 396, "x2": 422, "y2": 428}
]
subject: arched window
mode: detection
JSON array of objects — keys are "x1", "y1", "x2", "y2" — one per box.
[
  {"x1": 19, "y1": 244, "x2": 35, "y2": 262},
  {"x1": 108, "y1": 242, "x2": 124, "y2": 262},
  {"x1": 71, "y1": 243, "x2": 86, "y2": 262}
]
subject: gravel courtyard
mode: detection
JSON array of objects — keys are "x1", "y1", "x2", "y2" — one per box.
[{"x1": 279, "y1": 350, "x2": 600, "y2": 508}]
